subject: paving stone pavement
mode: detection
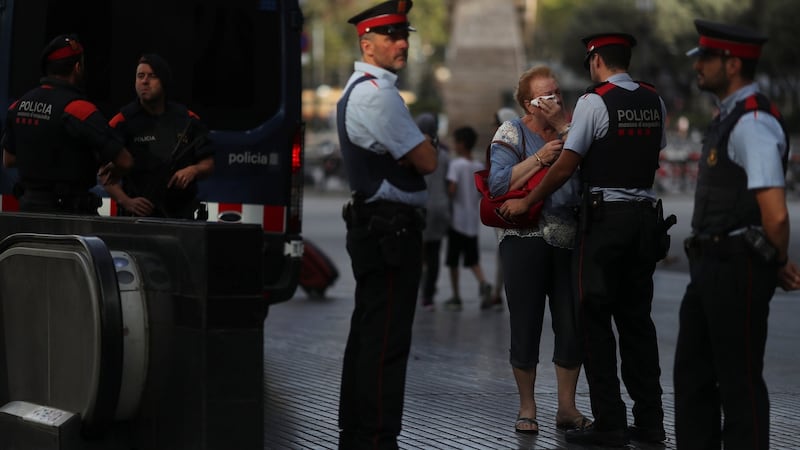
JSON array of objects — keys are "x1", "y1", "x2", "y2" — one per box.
[
  {"x1": 263, "y1": 272, "x2": 800, "y2": 450},
  {"x1": 262, "y1": 192, "x2": 800, "y2": 449}
]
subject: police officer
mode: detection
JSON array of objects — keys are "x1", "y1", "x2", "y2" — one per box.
[
  {"x1": 336, "y1": 1, "x2": 437, "y2": 448},
  {"x1": 1, "y1": 34, "x2": 133, "y2": 214},
  {"x1": 500, "y1": 32, "x2": 668, "y2": 446},
  {"x1": 675, "y1": 20, "x2": 800, "y2": 450},
  {"x1": 105, "y1": 54, "x2": 214, "y2": 219}
]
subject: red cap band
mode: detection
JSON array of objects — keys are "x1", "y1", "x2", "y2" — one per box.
[
  {"x1": 47, "y1": 42, "x2": 83, "y2": 61},
  {"x1": 586, "y1": 36, "x2": 631, "y2": 52},
  {"x1": 698, "y1": 36, "x2": 761, "y2": 59},
  {"x1": 356, "y1": 14, "x2": 407, "y2": 36}
]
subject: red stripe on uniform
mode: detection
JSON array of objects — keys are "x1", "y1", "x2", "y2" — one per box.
[
  {"x1": 744, "y1": 95, "x2": 759, "y2": 111},
  {"x1": 108, "y1": 112, "x2": 126, "y2": 128},
  {"x1": 64, "y1": 100, "x2": 98, "y2": 121},
  {"x1": 595, "y1": 83, "x2": 615, "y2": 96}
]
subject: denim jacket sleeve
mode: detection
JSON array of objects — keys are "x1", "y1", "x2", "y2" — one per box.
[{"x1": 488, "y1": 120, "x2": 523, "y2": 197}]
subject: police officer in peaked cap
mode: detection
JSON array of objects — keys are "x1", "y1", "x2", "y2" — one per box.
[
  {"x1": 336, "y1": 0, "x2": 438, "y2": 449},
  {"x1": 675, "y1": 18, "x2": 800, "y2": 450},
  {"x1": 581, "y1": 32, "x2": 636, "y2": 70}
]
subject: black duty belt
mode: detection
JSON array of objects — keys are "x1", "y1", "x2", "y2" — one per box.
[
  {"x1": 595, "y1": 200, "x2": 655, "y2": 211},
  {"x1": 343, "y1": 199, "x2": 426, "y2": 233},
  {"x1": 684, "y1": 233, "x2": 748, "y2": 259}
]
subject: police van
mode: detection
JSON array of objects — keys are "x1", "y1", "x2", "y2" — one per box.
[{"x1": 0, "y1": 0, "x2": 306, "y2": 304}]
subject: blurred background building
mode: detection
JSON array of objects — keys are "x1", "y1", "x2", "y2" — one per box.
[{"x1": 439, "y1": 0, "x2": 525, "y2": 149}]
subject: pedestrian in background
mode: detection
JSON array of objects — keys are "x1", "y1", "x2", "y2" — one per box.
[
  {"x1": 444, "y1": 125, "x2": 492, "y2": 311},
  {"x1": 675, "y1": 19, "x2": 800, "y2": 450},
  {"x1": 335, "y1": 1, "x2": 438, "y2": 448},
  {"x1": 416, "y1": 112, "x2": 450, "y2": 312},
  {"x1": 1, "y1": 34, "x2": 133, "y2": 214},
  {"x1": 106, "y1": 53, "x2": 214, "y2": 219},
  {"x1": 500, "y1": 32, "x2": 668, "y2": 447},
  {"x1": 488, "y1": 65, "x2": 588, "y2": 435}
]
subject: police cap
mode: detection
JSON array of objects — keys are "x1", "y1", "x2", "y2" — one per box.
[
  {"x1": 581, "y1": 32, "x2": 636, "y2": 70},
  {"x1": 686, "y1": 19, "x2": 767, "y2": 59},
  {"x1": 348, "y1": 0, "x2": 416, "y2": 37},
  {"x1": 40, "y1": 34, "x2": 84, "y2": 74}
]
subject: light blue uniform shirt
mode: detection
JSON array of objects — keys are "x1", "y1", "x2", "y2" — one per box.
[
  {"x1": 564, "y1": 73, "x2": 668, "y2": 202},
  {"x1": 718, "y1": 82, "x2": 787, "y2": 189},
  {"x1": 342, "y1": 61, "x2": 427, "y2": 206}
]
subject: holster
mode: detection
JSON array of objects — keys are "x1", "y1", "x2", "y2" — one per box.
[
  {"x1": 654, "y1": 199, "x2": 677, "y2": 261},
  {"x1": 342, "y1": 199, "x2": 425, "y2": 235}
]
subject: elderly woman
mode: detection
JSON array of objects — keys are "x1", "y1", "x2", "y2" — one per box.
[{"x1": 488, "y1": 65, "x2": 590, "y2": 434}]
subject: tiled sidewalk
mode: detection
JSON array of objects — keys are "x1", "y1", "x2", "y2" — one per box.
[
  {"x1": 263, "y1": 268, "x2": 800, "y2": 449},
  {"x1": 262, "y1": 192, "x2": 800, "y2": 449}
]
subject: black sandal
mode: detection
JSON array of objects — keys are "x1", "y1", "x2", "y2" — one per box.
[{"x1": 515, "y1": 416, "x2": 539, "y2": 434}]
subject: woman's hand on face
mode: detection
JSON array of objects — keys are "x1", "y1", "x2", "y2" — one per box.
[{"x1": 537, "y1": 97, "x2": 568, "y2": 130}]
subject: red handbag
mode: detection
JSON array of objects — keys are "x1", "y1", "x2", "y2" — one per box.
[{"x1": 474, "y1": 131, "x2": 547, "y2": 228}]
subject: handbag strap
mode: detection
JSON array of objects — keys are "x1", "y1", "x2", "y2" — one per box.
[{"x1": 485, "y1": 119, "x2": 526, "y2": 170}]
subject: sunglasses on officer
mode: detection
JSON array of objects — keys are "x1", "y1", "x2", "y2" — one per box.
[{"x1": 367, "y1": 24, "x2": 415, "y2": 41}]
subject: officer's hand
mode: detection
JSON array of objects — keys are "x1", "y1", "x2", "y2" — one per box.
[
  {"x1": 778, "y1": 261, "x2": 800, "y2": 291},
  {"x1": 98, "y1": 162, "x2": 120, "y2": 186},
  {"x1": 123, "y1": 197, "x2": 155, "y2": 217},
  {"x1": 168, "y1": 166, "x2": 199, "y2": 190},
  {"x1": 499, "y1": 197, "x2": 531, "y2": 219}
]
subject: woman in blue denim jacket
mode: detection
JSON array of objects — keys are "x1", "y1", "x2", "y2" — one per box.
[{"x1": 488, "y1": 65, "x2": 589, "y2": 434}]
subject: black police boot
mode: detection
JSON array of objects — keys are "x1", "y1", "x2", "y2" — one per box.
[
  {"x1": 565, "y1": 424, "x2": 630, "y2": 447},
  {"x1": 629, "y1": 424, "x2": 666, "y2": 443}
]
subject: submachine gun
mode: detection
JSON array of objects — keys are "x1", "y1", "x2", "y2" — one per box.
[{"x1": 138, "y1": 120, "x2": 208, "y2": 220}]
